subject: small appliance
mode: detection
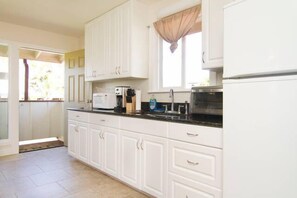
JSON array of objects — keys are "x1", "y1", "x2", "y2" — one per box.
[
  {"x1": 114, "y1": 86, "x2": 130, "y2": 112},
  {"x1": 92, "y1": 93, "x2": 116, "y2": 110},
  {"x1": 190, "y1": 85, "x2": 223, "y2": 116}
]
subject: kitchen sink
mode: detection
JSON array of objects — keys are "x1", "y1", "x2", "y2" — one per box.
[{"x1": 145, "y1": 113, "x2": 187, "y2": 120}]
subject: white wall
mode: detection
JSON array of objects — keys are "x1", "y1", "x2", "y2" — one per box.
[
  {"x1": 0, "y1": 21, "x2": 80, "y2": 52},
  {"x1": 92, "y1": 0, "x2": 221, "y2": 103}
]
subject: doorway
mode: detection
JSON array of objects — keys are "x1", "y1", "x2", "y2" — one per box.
[{"x1": 18, "y1": 48, "x2": 65, "y2": 152}]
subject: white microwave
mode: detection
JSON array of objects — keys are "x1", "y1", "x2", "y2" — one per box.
[{"x1": 93, "y1": 93, "x2": 116, "y2": 110}]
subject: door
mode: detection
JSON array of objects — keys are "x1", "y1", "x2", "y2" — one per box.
[
  {"x1": 141, "y1": 134, "x2": 167, "y2": 198},
  {"x1": 64, "y1": 49, "x2": 92, "y2": 146},
  {"x1": 68, "y1": 120, "x2": 77, "y2": 157},
  {"x1": 103, "y1": 127, "x2": 119, "y2": 178},
  {"x1": 89, "y1": 124, "x2": 104, "y2": 169},
  {"x1": 119, "y1": 130, "x2": 141, "y2": 188},
  {"x1": 77, "y1": 122, "x2": 89, "y2": 163}
]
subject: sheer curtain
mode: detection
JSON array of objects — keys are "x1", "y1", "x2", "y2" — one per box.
[{"x1": 153, "y1": 5, "x2": 201, "y2": 53}]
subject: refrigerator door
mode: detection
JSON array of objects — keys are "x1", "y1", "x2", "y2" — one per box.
[
  {"x1": 224, "y1": 0, "x2": 297, "y2": 78},
  {"x1": 223, "y1": 75, "x2": 297, "y2": 198}
]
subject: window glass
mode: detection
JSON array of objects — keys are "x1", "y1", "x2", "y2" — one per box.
[
  {"x1": 160, "y1": 32, "x2": 209, "y2": 90},
  {"x1": 162, "y1": 40, "x2": 182, "y2": 88},
  {"x1": 19, "y1": 59, "x2": 64, "y2": 100}
]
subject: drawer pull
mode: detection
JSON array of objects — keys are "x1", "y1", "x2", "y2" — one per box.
[
  {"x1": 100, "y1": 119, "x2": 106, "y2": 122},
  {"x1": 140, "y1": 140, "x2": 144, "y2": 150},
  {"x1": 136, "y1": 139, "x2": 140, "y2": 150},
  {"x1": 186, "y1": 132, "x2": 199, "y2": 137},
  {"x1": 187, "y1": 160, "x2": 199, "y2": 166},
  {"x1": 76, "y1": 115, "x2": 80, "y2": 118}
]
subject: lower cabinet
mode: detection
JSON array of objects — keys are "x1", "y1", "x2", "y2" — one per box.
[
  {"x1": 168, "y1": 173, "x2": 222, "y2": 198},
  {"x1": 119, "y1": 130, "x2": 168, "y2": 198},
  {"x1": 68, "y1": 120, "x2": 89, "y2": 164},
  {"x1": 89, "y1": 124, "x2": 120, "y2": 178}
]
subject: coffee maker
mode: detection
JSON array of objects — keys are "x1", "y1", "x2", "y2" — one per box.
[{"x1": 114, "y1": 86, "x2": 130, "y2": 112}]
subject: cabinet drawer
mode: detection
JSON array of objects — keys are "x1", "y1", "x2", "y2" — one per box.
[
  {"x1": 168, "y1": 123, "x2": 222, "y2": 148},
  {"x1": 120, "y1": 117, "x2": 167, "y2": 138},
  {"x1": 169, "y1": 140, "x2": 222, "y2": 188},
  {"x1": 68, "y1": 111, "x2": 89, "y2": 122},
  {"x1": 89, "y1": 113, "x2": 120, "y2": 128},
  {"x1": 168, "y1": 173, "x2": 222, "y2": 198}
]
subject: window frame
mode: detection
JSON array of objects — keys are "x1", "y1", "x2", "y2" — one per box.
[{"x1": 158, "y1": 32, "x2": 208, "y2": 92}]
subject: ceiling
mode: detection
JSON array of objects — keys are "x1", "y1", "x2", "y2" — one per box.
[{"x1": 0, "y1": 0, "x2": 160, "y2": 37}]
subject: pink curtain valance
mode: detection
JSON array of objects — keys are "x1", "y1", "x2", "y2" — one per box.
[{"x1": 153, "y1": 5, "x2": 201, "y2": 53}]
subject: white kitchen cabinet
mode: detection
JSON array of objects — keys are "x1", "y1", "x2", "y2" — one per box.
[
  {"x1": 202, "y1": 0, "x2": 227, "y2": 69},
  {"x1": 68, "y1": 120, "x2": 77, "y2": 157},
  {"x1": 119, "y1": 130, "x2": 167, "y2": 198},
  {"x1": 89, "y1": 123, "x2": 120, "y2": 178},
  {"x1": 77, "y1": 122, "x2": 89, "y2": 163},
  {"x1": 85, "y1": 16, "x2": 106, "y2": 81},
  {"x1": 67, "y1": 120, "x2": 88, "y2": 163},
  {"x1": 84, "y1": 0, "x2": 148, "y2": 81},
  {"x1": 168, "y1": 140, "x2": 222, "y2": 188},
  {"x1": 119, "y1": 130, "x2": 141, "y2": 189},
  {"x1": 89, "y1": 124, "x2": 104, "y2": 169},
  {"x1": 168, "y1": 173, "x2": 222, "y2": 198},
  {"x1": 68, "y1": 111, "x2": 89, "y2": 162},
  {"x1": 141, "y1": 134, "x2": 167, "y2": 198},
  {"x1": 102, "y1": 127, "x2": 120, "y2": 177}
]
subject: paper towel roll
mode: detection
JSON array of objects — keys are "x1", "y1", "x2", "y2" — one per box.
[{"x1": 136, "y1": 90, "x2": 141, "y2": 111}]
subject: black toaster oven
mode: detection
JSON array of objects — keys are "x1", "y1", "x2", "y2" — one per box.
[{"x1": 190, "y1": 86, "x2": 223, "y2": 116}]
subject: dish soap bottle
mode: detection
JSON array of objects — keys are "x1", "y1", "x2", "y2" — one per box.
[{"x1": 149, "y1": 95, "x2": 157, "y2": 111}]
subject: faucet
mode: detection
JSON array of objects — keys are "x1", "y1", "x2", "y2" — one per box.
[{"x1": 169, "y1": 89, "x2": 175, "y2": 113}]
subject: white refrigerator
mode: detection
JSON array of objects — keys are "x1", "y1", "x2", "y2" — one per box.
[{"x1": 223, "y1": 0, "x2": 297, "y2": 198}]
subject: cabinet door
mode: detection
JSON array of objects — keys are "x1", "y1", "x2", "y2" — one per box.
[
  {"x1": 202, "y1": 0, "x2": 225, "y2": 69},
  {"x1": 119, "y1": 130, "x2": 141, "y2": 189},
  {"x1": 107, "y1": 8, "x2": 120, "y2": 77},
  {"x1": 93, "y1": 16, "x2": 106, "y2": 78},
  {"x1": 89, "y1": 124, "x2": 104, "y2": 170},
  {"x1": 77, "y1": 122, "x2": 89, "y2": 163},
  {"x1": 118, "y1": 1, "x2": 130, "y2": 76},
  {"x1": 68, "y1": 121, "x2": 78, "y2": 157},
  {"x1": 141, "y1": 135, "x2": 167, "y2": 198},
  {"x1": 102, "y1": 127, "x2": 119, "y2": 178},
  {"x1": 85, "y1": 22, "x2": 94, "y2": 80}
]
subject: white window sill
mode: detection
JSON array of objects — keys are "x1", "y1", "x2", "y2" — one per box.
[{"x1": 148, "y1": 89, "x2": 191, "y2": 94}]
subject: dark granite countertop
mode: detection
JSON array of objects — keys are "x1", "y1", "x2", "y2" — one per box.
[{"x1": 68, "y1": 108, "x2": 222, "y2": 128}]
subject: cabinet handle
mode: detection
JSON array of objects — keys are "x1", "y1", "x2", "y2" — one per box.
[
  {"x1": 99, "y1": 132, "x2": 102, "y2": 139},
  {"x1": 102, "y1": 132, "x2": 104, "y2": 140},
  {"x1": 100, "y1": 119, "x2": 105, "y2": 122},
  {"x1": 118, "y1": 66, "x2": 121, "y2": 75},
  {"x1": 115, "y1": 67, "x2": 118, "y2": 75},
  {"x1": 202, "y1": 51, "x2": 205, "y2": 63},
  {"x1": 187, "y1": 160, "x2": 199, "y2": 166},
  {"x1": 140, "y1": 140, "x2": 144, "y2": 150},
  {"x1": 136, "y1": 139, "x2": 140, "y2": 150},
  {"x1": 186, "y1": 132, "x2": 199, "y2": 137},
  {"x1": 76, "y1": 115, "x2": 80, "y2": 118},
  {"x1": 75, "y1": 126, "x2": 79, "y2": 132}
]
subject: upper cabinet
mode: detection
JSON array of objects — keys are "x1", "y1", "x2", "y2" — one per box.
[
  {"x1": 202, "y1": 0, "x2": 231, "y2": 70},
  {"x1": 85, "y1": 0, "x2": 149, "y2": 81}
]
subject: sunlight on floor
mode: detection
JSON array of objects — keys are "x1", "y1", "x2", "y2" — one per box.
[{"x1": 19, "y1": 137, "x2": 59, "y2": 145}]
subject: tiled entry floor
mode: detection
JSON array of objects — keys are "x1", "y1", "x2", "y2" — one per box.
[{"x1": 0, "y1": 147, "x2": 149, "y2": 198}]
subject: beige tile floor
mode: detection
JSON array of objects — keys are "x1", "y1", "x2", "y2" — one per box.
[{"x1": 0, "y1": 147, "x2": 149, "y2": 198}]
